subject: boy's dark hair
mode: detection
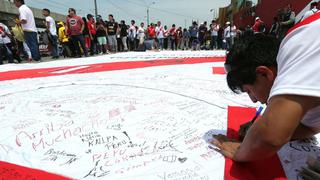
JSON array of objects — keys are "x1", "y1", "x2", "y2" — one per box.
[
  {"x1": 109, "y1": 14, "x2": 113, "y2": 18},
  {"x1": 15, "y1": 0, "x2": 25, "y2": 4},
  {"x1": 43, "y1": 8, "x2": 50, "y2": 14},
  {"x1": 225, "y1": 34, "x2": 280, "y2": 93}
]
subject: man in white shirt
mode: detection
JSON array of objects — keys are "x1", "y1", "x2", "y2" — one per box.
[
  {"x1": 301, "y1": 2, "x2": 319, "y2": 22},
  {"x1": 14, "y1": 0, "x2": 41, "y2": 61},
  {"x1": 213, "y1": 13, "x2": 320, "y2": 167},
  {"x1": 42, "y1": 8, "x2": 59, "y2": 59},
  {"x1": 230, "y1": 23, "x2": 237, "y2": 46},
  {"x1": 155, "y1": 21, "x2": 164, "y2": 50},
  {"x1": 210, "y1": 20, "x2": 219, "y2": 50},
  {"x1": 136, "y1": 22, "x2": 145, "y2": 50},
  {"x1": 224, "y1": 22, "x2": 231, "y2": 50},
  {"x1": 128, "y1": 20, "x2": 137, "y2": 51},
  {"x1": 0, "y1": 23, "x2": 14, "y2": 64}
]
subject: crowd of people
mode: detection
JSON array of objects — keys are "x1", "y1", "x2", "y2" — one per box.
[
  {"x1": 1, "y1": 1, "x2": 319, "y2": 65},
  {"x1": 0, "y1": 0, "x2": 242, "y2": 65},
  {"x1": 247, "y1": 2, "x2": 319, "y2": 40},
  {"x1": 250, "y1": 3, "x2": 296, "y2": 40},
  {"x1": 55, "y1": 11, "x2": 241, "y2": 57}
]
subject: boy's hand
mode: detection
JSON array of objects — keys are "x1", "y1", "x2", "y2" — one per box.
[
  {"x1": 239, "y1": 121, "x2": 254, "y2": 140},
  {"x1": 211, "y1": 134, "x2": 241, "y2": 160}
]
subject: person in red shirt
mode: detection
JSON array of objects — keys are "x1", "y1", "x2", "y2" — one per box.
[
  {"x1": 87, "y1": 14, "x2": 96, "y2": 55},
  {"x1": 147, "y1": 23, "x2": 156, "y2": 39},
  {"x1": 147, "y1": 23, "x2": 156, "y2": 49},
  {"x1": 66, "y1": 8, "x2": 88, "y2": 57},
  {"x1": 252, "y1": 17, "x2": 264, "y2": 34},
  {"x1": 169, "y1": 24, "x2": 177, "y2": 50}
]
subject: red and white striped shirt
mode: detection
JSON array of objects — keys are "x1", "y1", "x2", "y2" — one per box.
[{"x1": 269, "y1": 13, "x2": 320, "y2": 130}]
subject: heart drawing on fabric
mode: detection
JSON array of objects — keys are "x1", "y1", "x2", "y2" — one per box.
[{"x1": 178, "y1": 157, "x2": 187, "y2": 163}]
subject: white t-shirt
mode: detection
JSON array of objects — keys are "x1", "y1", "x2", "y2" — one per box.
[
  {"x1": 0, "y1": 23, "x2": 11, "y2": 44},
  {"x1": 231, "y1": 25, "x2": 237, "y2": 37},
  {"x1": 128, "y1": 25, "x2": 137, "y2": 39},
  {"x1": 45, "y1": 16, "x2": 57, "y2": 36},
  {"x1": 224, "y1": 26, "x2": 231, "y2": 38},
  {"x1": 211, "y1": 24, "x2": 219, "y2": 36},
  {"x1": 19, "y1": 4, "x2": 37, "y2": 32},
  {"x1": 155, "y1": 26, "x2": 164, "y2": 39},
  {"x1": 269, "y1": 16, "x2": 320, "y2": 130},
  {"x1": 137, "y1": 26, "x2": 145, "y2": 39}
]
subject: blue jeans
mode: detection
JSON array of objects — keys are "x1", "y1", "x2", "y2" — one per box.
[
  {"x1": 107, "y1": 35, "x2": 117, "y2": 52},
  {"x1": 158, "y1": 38, "x2": 164, "y2": 50},
  {"x1": 24, "y1": 31, "x2": 41, "y2": 61},
  {"x1": 226, "y1": 37, "x2": 231, "y2": 50},
  {"x1": 50, "y1": 35, "x2": 59, "y2": 57},
  {"x1": 170, "y1": 38, "x2": 176, "y2": 50},
  {"x1": 211, "y1": 36, "x2": 218, "y2": 49}
]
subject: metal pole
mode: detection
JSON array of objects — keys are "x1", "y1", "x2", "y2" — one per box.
[
  {"x1": 147, "y1": 2, "x2": 155, "y2": 26},
  {"x1": 94, "y1": 0, "x2": 98, "y2": 18},
  {"x1": 210, "y1": 9, "x2": 216, "y2": 20},
  {"x1": 147, "y1": 8, "x2": 149, "y2": 25},
  {"x1": 213, "y1": 10, "x2": 215, "y2": 19}
]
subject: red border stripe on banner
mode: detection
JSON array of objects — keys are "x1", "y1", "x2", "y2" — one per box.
[
  {"x1": 0, "y1": 57, "x2": 225, "y2": 81},
  {"x1": 225, "y1": 106, "x2": 287, "y2": 180},
  {"x1": 0, "y1": 161, "x2": 72, "y2": 180}
]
